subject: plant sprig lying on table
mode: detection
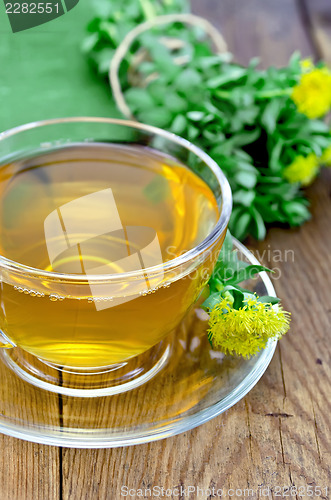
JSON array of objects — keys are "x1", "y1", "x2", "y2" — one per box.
[
  {"x1": 83, "y1": 0, "x2": 331, "y2": 241},
  {"x1": 201, "y1": 231, "x2": 290, "y2": 357}
]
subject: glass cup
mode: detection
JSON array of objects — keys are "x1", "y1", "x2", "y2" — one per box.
[{"x1": 0, "y1": 118, "x2": 232, "y2": 396}]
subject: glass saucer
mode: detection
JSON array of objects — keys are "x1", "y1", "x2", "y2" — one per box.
[{"x1": 0, "y1": 239, "x2": 277, "y2": 448}]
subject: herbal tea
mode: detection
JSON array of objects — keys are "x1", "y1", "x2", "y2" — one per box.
[{"x1": 0, "y1": 143, "x2": 220, "y2": 368}]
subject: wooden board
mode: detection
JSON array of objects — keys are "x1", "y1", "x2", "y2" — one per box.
[
  {"x1": 0, "y1": 437, "x2": 59, "y2": 500},
  {"x1": 60, "y1": 2, "x2": 331, "y2": 499},
  {"x1": 304, "y1": 0, "x2": 331, "y2": 63},
  {"x1": 0, "y1": 1, "x2": 330, "y2": 499},
  {"x1": 60, "y1": 162, "x2": 331, "y2": 500},
  {"x1": 191, "y1": 0, "x2": 315, "y2": 66}
]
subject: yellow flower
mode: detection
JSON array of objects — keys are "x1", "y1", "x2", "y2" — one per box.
[
  {"x1": 283, "y1": 153, "x2": 319, "y2": 186},
  {"x1": 292, "y1": 67, "x2": 331, "y2": 119},
  {"x1": 208, "y1": 297, "x2": 290, "y2": 358},
  {"x1": 300, "y1": 58, "x2": 314, "y2": 72},
  {"x1": 321, "y1": 144, "x2": 331, "y2": 166}
]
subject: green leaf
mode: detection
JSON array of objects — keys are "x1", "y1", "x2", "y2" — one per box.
[
  {"x1": 224, "y1": 265, "x2": 272, "y2": 286},
  {"x1": 213, "y1": 257, "x2": 248, "y2": 283},
  {"x1": 228, "y1": 205, "x2": 244, "y2": 230},
  {"x1": 282, "y1": 201, "x2": 311, "y2": 225},
  {"x1": 207, "y1": 67, "x2": 247, "y2": 89},
  {"x1": 81, "y1": 33, "x2": 99, "y2": 53},
  {"x1": 305, "y1": 120, "x2": 330, "y2": 134},
  {"x1": 250, "y1": 206, "x2": 267, "y2": 240},
  {"x1": 257, "y1": 295, "x2": 280, "y2": 305},
  {"x1": 139, "y1": 61, "x2": 156, "y2": 75},
  {"x1": 234, "y1": 149, "x2": 254, "y2": 162},
  {"x1": 236, "y1": 161, "x2": 259, "y2": 174},
  {"x1": 258, "y1": 180, "x2": 298, "y2": 199},
  {"x1": 233, "y1": 189, "x2": 256, "y2": 206},
  {"x1": 175, "y1": 69, "x2": 203, "y2": 91},
  {"x1": 202, "y1": 292, "x2": 223, "y2": 311},
  {"x1": 288, "y1": 51, "x2": 301, "y2": 71},
  {"x1": 96, "y1": 48, "x2": 116, "y2": 74},
  {"x1": 147, "y1": 82, "x2": 169, "y2": 103},
  {"x1": 261, "y1": 98, "x2": 283, "y2": 133},
  {"x1": 311, "y1": 135, "x2": 331, "y2": 150},
  {"x1": 255, "y1": 196, "x2": 286, "y2": 223},
  {"x1": 234, "y1": 171, "x2": 257, "y2": 189},
  {"x1": 230, "y1": 211, "x2": 252, "y2": 241},
  {"x1": 125, "y1": 87, "x2": 155, "y2": 111},
  {"x1": 138, "y1": 107, "x2": 173, "y2": 128},
  {"x1": 213, "y1": 233, "x2": 250, "y2": 282},
  {"x1": 222, "y1": 285, "x2": 245, "y2": 309},
  {"x1": 208, "y1": 277, "x2": 223, "y2": 293},
  {"x1": 220, "y1": 230, "x2": 234, "y2": 256},
  {"x1": 231, "y1": 129, "x2": 261, "y2": 147},
  {"x1": 235, "y1": 105, "x2": 260, "y2": 125},
  {"x1": 203, "y1": 129, "x2": 226, "y2": 142},
  {"x1": 166, "y1": 93, "x2": 188, "y2": 113},
  {"x1": 187, "y1": 111, "x2": 205, "y2": 121},
  {"x1": 198, "y1": 54, "x2": 228, "y2": 69},
  {"x1": 187, "y1": 125, "x2": 200, "y2": 140},
  {"x1": 170, "y1": 115, "x2": 187, "y2": 135},
  {"x1": 210, "y1": 139, "x2": 236, "y2": 157},
  {"x1": 269, "y1": 138, "x2": 284, "y2": 171},
  {"x1": 248, "y1": 56, "x2": 260, "y2": 69},
  {"x1": 231, "y1": 284, "x2": 255, "y2": 295}
]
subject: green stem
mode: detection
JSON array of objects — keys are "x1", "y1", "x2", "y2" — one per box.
[
  {"x1": 216, "y1": 88, "x2": 293, "y2": 100},
  {"x1": 256, "y1": 88, "x2": 293, "y2": 98},
  {"x1": 138, "y1": 0, "x2": 157, "y2": 20}
]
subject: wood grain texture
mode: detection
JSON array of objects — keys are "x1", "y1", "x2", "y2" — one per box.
[
  {"x1": 0, "y1": 1, "x2": 330, "y2": 499},
  {"x1": 302, "y1": 0, "x2": 331, "y2": 63},
  {"x1": 0, "y1": 437, "x2": 59, "y2": 500},
  {"x1": 60, "y1": 2, "x2": 331, "y2": 499},
  {"x1": 60, "y1": 162, "x2": 331, "y2": 500},
  {"x1": 0, "y1": 358, "x2": 61, "y2": 500},
  {"x1": 191, "y1": 0, "x2": 315, "y2": 66}
]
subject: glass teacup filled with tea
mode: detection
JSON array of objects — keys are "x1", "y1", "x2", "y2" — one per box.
[{"x1": 0, "y1": 118, "x2": 231, "y2": 396}]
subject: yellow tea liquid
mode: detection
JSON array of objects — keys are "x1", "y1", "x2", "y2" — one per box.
[{"x1": 0, "y1": 144, "x2": 220, "y2": 368}]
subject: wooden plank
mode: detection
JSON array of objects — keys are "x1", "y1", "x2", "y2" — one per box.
[
  {"x1": 303, "y1": 0, "x2": 331, "y2": 64},
  {"x1": 191, "y1": 0, "x2": 316, "y2": 66},
  {"x1": 61, "y1": 158, "x2": 331, "y2": 500},
  {"x1": 61, "y1": 2, "x2": 330, "y2": 499},
  {"x1": 0, "y1": 351, "x2": 61, "y2": 500},
  {"x1": 245, "y1": 168, "x2": 331, "y2": 494},
  {"x1": 0, "y1": 437, "x2": 59, "y2": 500}
]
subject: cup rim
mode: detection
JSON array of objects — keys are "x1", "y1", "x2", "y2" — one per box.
[{"x1": 0, "y1": 117, "x2": 232, "y2": 282}]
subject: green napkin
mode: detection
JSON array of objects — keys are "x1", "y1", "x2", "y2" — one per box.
[{"x1": 0, "y1": 0, "x2": 119, "y2": 132}]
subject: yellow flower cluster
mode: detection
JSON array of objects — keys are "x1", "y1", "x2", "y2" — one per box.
[
  {"x1": 283, "y1": 153, "x2": 319, "y2": 186},
  {"x1": 292, "y1": 65, "x2": 331, "y2": 119},
  {"x1": 208, "y1": 297, "x2": 290, "y2": 358}
]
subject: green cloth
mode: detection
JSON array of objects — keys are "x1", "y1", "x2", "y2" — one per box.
[{"x1": 0, "y1": 0, "x2": 119, "y2": 132}]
